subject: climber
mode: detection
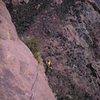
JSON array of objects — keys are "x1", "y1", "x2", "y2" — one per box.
[
  {"x1": 45, "y1": 60, "x2": 52, "y2": 74},
  {"x1": 47, "y1": 60, "x2": 52, "y2": 67}
]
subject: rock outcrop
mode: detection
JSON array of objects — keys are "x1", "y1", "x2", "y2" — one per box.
[
  {"x1": 3, "y1": 0, "x2": 100, "y2": 100},
  {"x1": 0, "y1": 1, "x2": 56, "y2": 100},
  {"x1": 20, "y1": 0, "x2": 99, "y2": 100},
  {"x1": 4, "y1": 0, "x2": 29, "y2": 5}
]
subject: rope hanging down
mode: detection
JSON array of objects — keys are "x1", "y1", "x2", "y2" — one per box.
[{"x1": 29, "y1": 65, "x2": 39, "y2": 100}]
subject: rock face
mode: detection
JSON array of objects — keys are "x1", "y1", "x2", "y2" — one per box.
[
  {"x1": 20, "y1": 0, "x2": 99, "y2": 100},
  {"x1": 95, "y1": 0, "x2": 100, "y2": 6},
  {"x1": 0, "y1": 1, "x2": 56, "y2": 100},
  {"x1": 4, "y1": 0, "x2": 29, "y2": 5},
  {"x1": 3, "y1": 0, "x2": 100, "y2": 100}
]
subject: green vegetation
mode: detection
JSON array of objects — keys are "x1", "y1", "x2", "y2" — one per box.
[{"x1": 23, "y1": 38, "x2": 43, "y2": 63}]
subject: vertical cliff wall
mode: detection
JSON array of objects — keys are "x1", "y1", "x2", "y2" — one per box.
[{"x1": 0, "y1": 0, "x2": 56, "y2": 100}]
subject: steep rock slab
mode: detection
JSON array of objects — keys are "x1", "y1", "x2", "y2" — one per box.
[{"x1": 0, "y1": 1, "x2": 56, "y2": 100}]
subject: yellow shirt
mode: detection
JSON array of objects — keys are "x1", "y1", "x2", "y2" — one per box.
[{"x1": 47, "y1": 61, "x2": 51, "y2": 67}]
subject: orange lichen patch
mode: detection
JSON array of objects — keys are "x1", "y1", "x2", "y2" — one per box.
[
  {"x1": 24, "y1": 71, "x2": 31, "y2": 75},
  {"x1": 23, "y1": 70, "x2": 34, "y2": 76},
  {"x1": 7, "y1": 32, "x2": 10, "y2": 40}
]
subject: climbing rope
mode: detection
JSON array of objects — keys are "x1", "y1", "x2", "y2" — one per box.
[{"x1": 29, "y1": 65, "x2": 39, "y2": 100}]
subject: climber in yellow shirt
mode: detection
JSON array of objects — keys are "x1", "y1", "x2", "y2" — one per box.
[
  {"x1": 47, "y1": 60, "x2": 52, "y2": 67},
  {"x1": 45, "y1": 60, "x2": 52, "y2": 74}
]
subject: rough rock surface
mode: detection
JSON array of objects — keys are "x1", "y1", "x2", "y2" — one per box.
[
  {"x1": 0, "y1": 1, "x2": 56, "y2": 100},
  {"x1": 4, "y1": 0, "x2": 29, "y2": 5},
  {"x1": 21, "y1": 0, "x2": 99, "y2": 100},
  {"x1": 4, "y1": 0, "x2": 100, "y2": 100}
]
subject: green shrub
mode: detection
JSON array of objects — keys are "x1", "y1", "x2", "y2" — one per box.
[
  {"x1": 34, "y1": 52, "x2": 43, "y2": 63},
  {"x1": 23, "y1": 38, "x2": 43, "y2": 63},
  {"x1": 24, "y1": 38, "x2": 40, "y2": 53}
]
